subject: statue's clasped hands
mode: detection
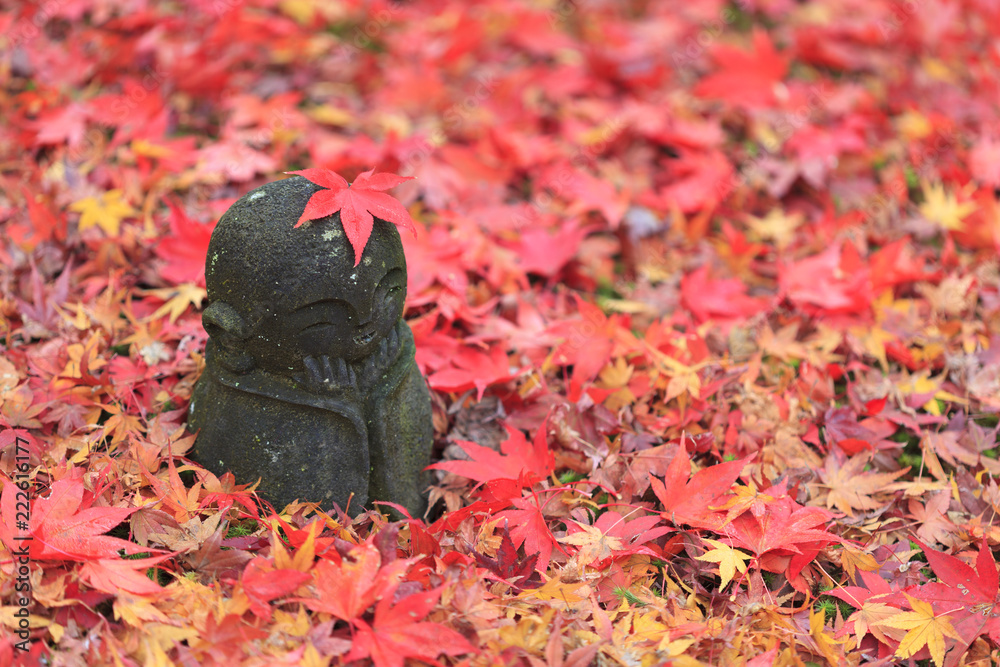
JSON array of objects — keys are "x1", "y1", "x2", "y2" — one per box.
[
  {"x1": 299, "y1": 355, "x2": 357, "y2": 394},
  {"x1": 297, "y1": 326, "x2": 401, "y2": 395}
]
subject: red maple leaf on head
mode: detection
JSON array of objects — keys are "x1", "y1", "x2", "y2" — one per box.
[{"x1": 285, "y1": 167, "x2": 417, "y2": 266}]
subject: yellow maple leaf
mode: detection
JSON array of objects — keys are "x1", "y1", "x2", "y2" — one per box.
[
  {"x1": 516, "y1": 576, "x2": 588, "y2": 604},
  {"x1": 69, "y1": 189, "x2": 136, "y2": 236},
  {"x1": 272, "y1": 606, "x2": 312, "y2": 638},
  {"x1": 745, "y1": 208, "x2": 804, "y2": 250},
  {"x1": 849, "y1": 322, "x2": 895, "y2": 372},
  {"x1": 598, "y1": 357, "x2": 634, "y2": 389},
  {"x1": 896, "y1": 371, "x2": 969, "y2": 416},
  {"x1": 559, "y1": 523, "x2": 625, "y2": 567},
  {"x1": 896, "y1": 110, "x2": 932, "y2": 140},
  {"x1": 839, "y1": 546, "x2": 881, "y2": 584},
  {"x1": 306, "y1": 104, "x2": 355, "y2": 127},
  {"x1": 146, "y1": 284, "x2": 208, "y2": 323},
  {"x1": 882, "y1": 594, "x2": 960, "y2": 666},
  {"x1": 272, "y1": 521, "x2": 318, "y2": 572},
  {"x1": 695, "y1": 538, "x2": 751, "y2": 589},
  {"x1": 713, "y1": 479, "x2": 775, "y2": 523},
  {"x1": 810, "y1": 605, "x2": 849, "y2": 664},
  {"x1": 919, "y1": 181, "x2": 977, "y2": 232},
  {"x1": 113, "y1": 595, "x2": 172, "y2": 628},
  {"x1": 657, "y1": 635, "x2": 696, "y2": 658},
  {"x1": 498, "y1": 609, "x2": 554, "y2": 653},
  {"x1": 300, "y1": 643, "x2": 332, "y2": 667},
  {"x1": 278, "y1": 0, "x2": 319, "y2": 24}
]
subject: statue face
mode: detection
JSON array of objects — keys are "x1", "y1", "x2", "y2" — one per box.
[
  {"x1": 287, "y1": 262, "x2": 406, "y2": 362},
  {"x1": 205, "y1": 177, "x2": 411, "y2": 374},
  {"x1": 244, "y1": 222, "x2": 409, "y2": 369}
]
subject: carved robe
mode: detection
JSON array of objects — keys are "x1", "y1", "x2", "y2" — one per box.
[{"x1": 188, "y1": 320, "x2": 432, "y2": 515}]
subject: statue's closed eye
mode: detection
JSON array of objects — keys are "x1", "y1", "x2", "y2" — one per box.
[
  {"x1": 294, "y1": 299, "x2": 351, "y2": 335},
  {"x1": 299, "y1": 321, "x2": 337, "y2": 334},
  {"x1": 378, "y1": 268, "x2": 405, "y2": 302}
]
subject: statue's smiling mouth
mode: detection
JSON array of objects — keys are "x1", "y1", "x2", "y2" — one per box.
[{"x1": 354, "y1": 329, "x2": 376, "y2": 346}]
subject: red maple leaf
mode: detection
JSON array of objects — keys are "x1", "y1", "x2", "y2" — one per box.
[
  {"x1": 154, "y1": 200, "x2": 215, "y2": 286},
  {"x1": 1, "y1": 476, "x2": 147, "y2": 561},
  {"x1": 694, "y1": 29, "x2": 788, "y2": 109},
  {"x1": 79, "y1": 554, "x2": 174, "y2": 596},
  {"x1": 717, "y1": 495, "x2": 839, "y2": 591},
  {"x1": 680, "y1": 265, "x2": 774, "y2": 324},
  {"x1": 425, "y1": 344, "x2": 518, "y2": 401},
  {"x1": 472, "y1": 522, "x2": 541, "y2": 590},
  {"x1": 299, "y1": 542, "x2": 414, "y2": 622},
  {"x1": 910, "y1": 539, "x2": 1000, "y2": 648},
  {"x1": 240, "y1": 557, "x2": 312, "y2": 620},
  {"x1": 345, "y1": 585, "x2": 475, "y2": 667},
  {"x1": 779, "y1": 243, "x2": 872, "y2": 316},
  {"x1": 548, "y1": 296, "x2": 627, "y2": 401},
  {"x1": 491, "y1": 488, "x2": 566, "y2": 574},
  {"x1": 649, "y1": 446, "x2": 751, "y2": 529},
  {"x1": 563, "y1": 510, "x2": 673, "y2": 569},
  {"x1": 193, "y1": 613, "x2": 270, "y2": 664},
  {"x1": 427, "y1": 420, "x2": 555, "y2": 486},
  {"x1": 284, "y1": 167, "x2": 417, "y2": 266}
]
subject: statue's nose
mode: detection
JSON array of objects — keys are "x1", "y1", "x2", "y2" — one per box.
[{"x1": 353, "y1": 297, "x2": 375, "y2": 327}]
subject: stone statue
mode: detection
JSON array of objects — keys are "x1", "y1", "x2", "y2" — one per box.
[{"x1": 187, "y1": 175, "x2": 433, "y2": 517}]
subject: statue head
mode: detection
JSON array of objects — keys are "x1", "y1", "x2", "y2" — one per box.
[{"x1": 202, "y1": 176, "x2": 407, "y2": 376}]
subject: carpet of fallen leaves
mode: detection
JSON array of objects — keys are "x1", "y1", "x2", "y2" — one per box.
[{"x1": 2, "y1": 0, "x2": 1000, "y2": 666}]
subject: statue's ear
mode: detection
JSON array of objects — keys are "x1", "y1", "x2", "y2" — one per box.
[{"x1": 203, "y1": 302, "x2": 254, "y2": 373}]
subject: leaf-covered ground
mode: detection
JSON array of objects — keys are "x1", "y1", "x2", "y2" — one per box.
[{"x1": 2, "y1": 1, "x2": 1000, "y2": 665}]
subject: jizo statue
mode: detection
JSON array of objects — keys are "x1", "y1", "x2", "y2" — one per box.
[{"x1": 187, "y1": 174, "x2": 433, "y2": 516}]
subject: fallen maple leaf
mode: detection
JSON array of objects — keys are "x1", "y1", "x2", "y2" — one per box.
[
  {"x1": 810, "y1": 604, "x2": 851, "y2": 664},
  {"x1": 696, "y1": 538, "x2": 751, "y2": 589},
  {"x1": 345, "y1": 585, "x2": 475, "y2": 667},
  {"x1": 80, "y1": 554, "x2": 173, "y2": 596},
  {"x1": 811, "y1": 452, "x2": 909, "y2": 517},
  {"x1": 881, "y1": 593, "x2": 961, "y2": 666},
  {"x1": 559, "y1": 523, "x2": 624, "y2": 568},
  {"x1": 919, "y1": 181, "x2": 977, "y2": 232},
  {"x1": 145, "y1": 284, "x2": 208, "y2": 323},
  {"x1": 154, "y1": 201, "x2": 215, "y2": 286},
  {"x1": 183, "y1": 522, "x2": 253, "y2": 579},
  {"x1": 1, "y1": 477, "x2": 146, "y2": 561},
  {"x1": 909, "y1": 539, "x2": 1000, "y2": 650},
  {"x1": 240, "y1": 557, "x2": 312, "y2": 620},
  {"x1": 514, "y1": 223, "x2": 594, "y2": 278},
  {"x1": 649, "y1": 446, "x2": 751, "y2": 528},
  {"x1": 189, "y1": 613, "x2": 270, "y2": 663},
  {"x1": 694, "y1": 29, "x2": 788, "y2": 108},
  {"x1": 492, "y1": 492, "x2": 561, "y2": 573},
  {"x1": 426, "y1": 344, "x2": 518, "y2": 401},
  {"x1": 428, "y1": 420, "x2": 555, "y2": 487},
  {"x1": 845, "y1": 600, "x2": 903, "y2": 650},
  {"x1": 779, "y1": 244, "x2": 872, "y2": 316},
  {"x1": 299, "y1": 542, "x2": 414, "y2": 622},
  {"x1": 548, "y1": 296, "x2": 628, "y2": 401},
  {"x1": 473, "y1": 522, "x2": 541, "y2": 590},
  {"x1": 285, "y1": 167, "x2": 417, "y2": 266},
  {"x1": 69, "y1": 189, "x2": 136, "y2": 236},
  {"x1": 680, "y1": 265, "x2": 773, "y2": 324},
  {"x1": 839, "y1": 546, "x2": 881, "y2": 584},
  {"x1": 910, "y1": 490, "x2": 958, "y2": 548},
  {"x1": 560, "y1": 511, "x2": 671, "y2": 570}
]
